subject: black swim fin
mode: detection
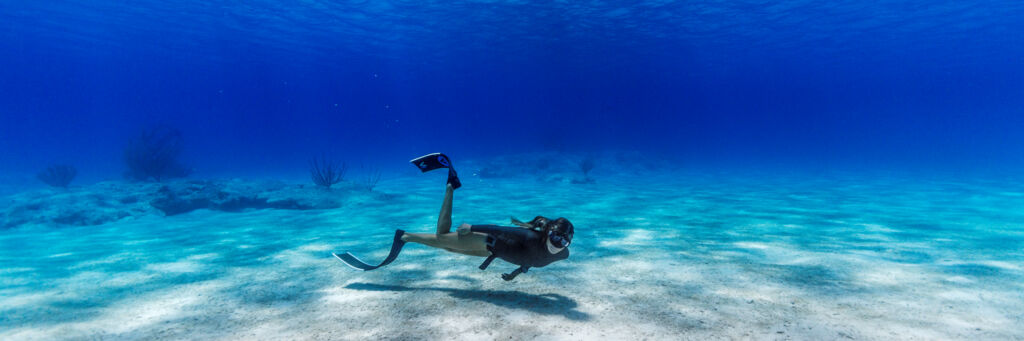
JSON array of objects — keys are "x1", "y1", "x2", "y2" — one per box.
[
  {"x1": 410, "y1": 152, "x2": 460, "y2": 189},
  {"x1": 333, "y1": 230, "x2": 407, "y2": 271}
]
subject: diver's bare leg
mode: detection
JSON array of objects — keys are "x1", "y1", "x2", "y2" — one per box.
[
  {"x1": 403, "y1": 232, "x2": 490, "y2": 257},
  {"x1": 400, "y1": 183, "x2": 488, "y2": 256},
  {"x1": 436, "y1": 184, "x2": 454, "y2": 235}
]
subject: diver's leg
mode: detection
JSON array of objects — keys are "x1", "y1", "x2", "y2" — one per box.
[
  {"x1": 402, "y1": 232, "x2": 490, "y2": 257},
  {"x1": 436, "y1": 184, "x2": 454, "y2": 235}
]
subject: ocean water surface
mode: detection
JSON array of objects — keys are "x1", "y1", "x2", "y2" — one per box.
[{"x1": 1, "y1": 1, "x2": 1023, "y2": 340}]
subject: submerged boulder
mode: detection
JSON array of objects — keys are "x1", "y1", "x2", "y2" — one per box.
[
  {"x1": 0, "y1": 183, "x2": 159, "y2": 228},
  {"x1": 0, "y1": 178, "x2": 355, "y2": 228},
  {"x1": 149, "y1": 180, "x2": 343, "y2": 216}
]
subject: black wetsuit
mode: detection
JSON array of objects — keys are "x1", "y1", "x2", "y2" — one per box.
[{"x1": 470, "y1": 224, "x2": 569, "y2": 280}]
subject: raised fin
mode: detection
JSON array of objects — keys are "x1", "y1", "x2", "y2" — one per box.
[
  {"x1": 410, "y1": 153, "x2": 460, "y2": 189},
  {"x1": 410, "y1": 153, "x2": 453, "y2": 173}
]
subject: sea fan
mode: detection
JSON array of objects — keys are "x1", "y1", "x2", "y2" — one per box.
[
  {"x1": 579, "y1": 157, "x2": 595, "y2": 176},
  {"x1": 310, "y1": 156, "x2": 346, "y2": 189},
  {"x1": 123, "y1": 126, "x2": 191, "y2": 182},
  {"x1": 37, "y1": 164, "x2": 76, "y2": 188},
  {"x1": 359, "y1": 167, "x2": 382, "y2": 191}
]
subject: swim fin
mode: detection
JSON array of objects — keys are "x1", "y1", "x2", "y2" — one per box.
[
  {"x1": 333, "y1": 230, "x2": 407, "y2": 271},
  {"x1": 410, "y1": 152, "x2": 460, "y2": 189}
]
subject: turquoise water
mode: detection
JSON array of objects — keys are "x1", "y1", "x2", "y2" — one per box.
[
  {"x1": 3, "y1": 162, "x2": 1022, "y2": 339},
  {"x1": 2, "y1": 1, "x2": 1023, "y2": 339}
]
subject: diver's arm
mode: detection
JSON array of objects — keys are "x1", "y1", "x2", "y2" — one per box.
[
  {"x1": 456, "y1": 223, "x2": 472, "y2": 236},
  {"x1": 501, "y1": 265, "x2": 529, "y2": 281}
]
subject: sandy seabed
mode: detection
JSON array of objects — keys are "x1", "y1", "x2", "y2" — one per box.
[{"x1": 2, "y1": 166, "x2": 1023, "y2": 340}]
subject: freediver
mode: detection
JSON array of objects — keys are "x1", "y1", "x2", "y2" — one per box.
[{"x1": 333, "y1": 153, "x2": 573, "y2": 281}]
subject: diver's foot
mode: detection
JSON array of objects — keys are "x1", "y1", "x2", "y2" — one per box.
[
  {"x1": 447, "y1": 169, "x2": 461, "y2": 190},
  {"x1": 396, "y1": 229, "x2": 407, "y2": 242}
]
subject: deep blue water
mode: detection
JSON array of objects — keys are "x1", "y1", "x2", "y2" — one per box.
[
  {"x1": 2, "y1": 1, "x2": 1023, "y2": 181},
  {"x1": 4, "y1": 3, "x2": 1024, "y2": 338}
]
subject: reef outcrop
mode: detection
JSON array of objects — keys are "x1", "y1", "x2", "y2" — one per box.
[{"x1": 0, "y1": 179, "x2": 353, "y2": 228}]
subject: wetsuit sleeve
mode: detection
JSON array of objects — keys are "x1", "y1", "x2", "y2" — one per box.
[{"x1": 501, "y1": 266, "x2": 529, "y2": 281}]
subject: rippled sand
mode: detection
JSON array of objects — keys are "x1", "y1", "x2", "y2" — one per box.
[{"x1": 2, "y1": 169, "x2": 1022, "y2": 340}]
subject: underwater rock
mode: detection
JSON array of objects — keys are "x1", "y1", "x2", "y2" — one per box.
[
  {"x1": 148, "y1": 180, "x2": 341, "y2": 216},
  {"x1": 149, "y1": 181, "x2": 217, "y2": 215},
  {"x1": 0, "y1": 184, "x2": 159, "y2": 228},
  {"x1": 0, "y1": 178, "x2": 354, "y2": 228},
  {"x1": 52, "y1": 208, "x2": 129, "y2": 225}
]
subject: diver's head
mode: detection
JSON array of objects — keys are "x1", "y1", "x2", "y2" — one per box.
[{"x1": 544, "y1": 217, "x2": 574, "y2": 253}]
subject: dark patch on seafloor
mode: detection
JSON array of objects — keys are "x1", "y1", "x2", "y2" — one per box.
[{"x1": 345, "y1": 282, "x2": 591, "y2": 321}]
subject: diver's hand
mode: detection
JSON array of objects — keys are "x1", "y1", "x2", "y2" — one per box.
[
  {"x1": 501, "y1": 266, "x2": 528, "y2": 281},
  {"x1": 457, "y1": 223, "x2": 472, "y2": 236}
]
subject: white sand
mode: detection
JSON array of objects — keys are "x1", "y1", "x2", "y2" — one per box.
[{"x1": 1, "y1": 169, "x2": 1023, "y2": 340}]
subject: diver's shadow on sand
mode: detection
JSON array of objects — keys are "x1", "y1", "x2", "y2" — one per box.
[{"x1": 345, "y1": 282, "x2": 591, "y2": 321}]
